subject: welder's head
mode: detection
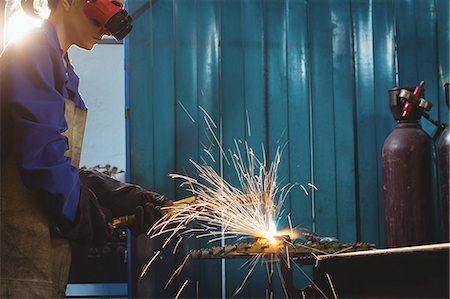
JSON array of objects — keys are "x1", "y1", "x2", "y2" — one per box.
[{"x1": 83, "y1": 0, "x2": 133, "y2": 41}]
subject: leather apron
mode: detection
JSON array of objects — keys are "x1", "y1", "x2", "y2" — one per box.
[{"x1": 1, "y1": 99, "x2": 87, "y2": 298}]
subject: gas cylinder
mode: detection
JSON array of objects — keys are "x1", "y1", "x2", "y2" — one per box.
[
  {"x1": 382, "y1": 85, "x2": 435, "y2": 247},
  {"x1": 438, "y1": 83, "x2": 449, "y2": 241}
]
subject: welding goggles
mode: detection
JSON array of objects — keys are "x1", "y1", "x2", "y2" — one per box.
[{"x1": 83, "y1": 0, "x2": 133, "y2": 41}]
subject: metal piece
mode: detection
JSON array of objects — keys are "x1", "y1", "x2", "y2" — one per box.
[
  {"x1": 190, "y1": 240, "x2": 375, "y2": 262},
  {"x1": 190, "y1": 237, "x2": 375, "y2": 299},
  {"x1": 312, "y1": 243, "x2": 449, "y2": 298}
]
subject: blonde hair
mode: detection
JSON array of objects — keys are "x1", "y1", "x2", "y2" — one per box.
[
  {"x1": 21, "y1": 0, "x2": 86, "y2": 17},
  {"x1": 20, "y1": 0, "x2": 56, "y2": 17}
]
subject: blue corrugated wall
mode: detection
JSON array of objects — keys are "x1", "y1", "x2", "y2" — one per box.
[{"x1": 126, "y1": 0, "x2": 449, "y2": 298}]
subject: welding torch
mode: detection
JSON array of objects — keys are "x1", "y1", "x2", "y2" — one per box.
[{"x1": 108, "y1": 196, "x2": 196, "y2": 232}]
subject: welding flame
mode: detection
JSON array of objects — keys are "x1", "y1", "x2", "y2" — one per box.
[{"x1": 264, "y1": 221, "x2": 279, "y2": 244}]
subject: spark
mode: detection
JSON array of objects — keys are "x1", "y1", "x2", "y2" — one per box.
[
  {"x1": 199, "y1": 106, "x2": 217, "y2": 128},
  {"x1": 276, "y1": 128, "x2": 287, "y2": 146},
  {"x1": 203, "y1": 148, "x2": 216, "y2": 162},
  {"x1": 300, "y1": 184, "x2": 309, "y2": 195},
  {"x1": 312, "y1": 252, "x2": 320, "y2": 267},
  {"x1": 178, "y1": 100, "x2": 196, "y2": 123},
  {"x1": 208, "y1": 235, "x2": 238, "y2": 243},
  {"x1": 308, "y1": 183, "x2": 318, "y2": 191},
  {"x1": 173, "y1": 236, "x2": 184, "y2": 254},
  {"x1": 175, "y1": 279, "x2": 189, "y2": 299},
  {"x1": 140, "y1": 251, "x2": 160, "y2": 279},
  {"x1": 275, "y1": 262, "x2": 290, "y2": 299},
  {"x1": 326, "y1": 273, "x2": 338, "y2": 299},
  {"x1": 204, "y1": 115, "x2": 230, "y2": 165},
  {"x1": 165, "y1": 254, "x2": 190, "y2": 289},
  {"x1": 285, "y1": 245, "x2": 291, "y2": 269},
  {"x1": 246, "y1": 110, "x2": 251, "y2": 137},
  {"x1": 203, "y1": 130, "x2": 216, "y2": 152},
  {"x1": 293, "y1": 262, "x2": 330, "y2": 299},
  {"x1": 232, "y1": 254, "x2": 262, "y2": 297},
  {"x1": 287, "y1": 214, "x2": 294, "y2": 234}
]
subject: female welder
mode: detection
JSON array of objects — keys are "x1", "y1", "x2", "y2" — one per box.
[{"x1": 0, "y1": 1, "x2": 168, "y2": 297}]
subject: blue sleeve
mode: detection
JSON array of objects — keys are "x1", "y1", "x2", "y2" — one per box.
[{"x1": 5, "y1": 43, "x2": 80, "y2": 222}]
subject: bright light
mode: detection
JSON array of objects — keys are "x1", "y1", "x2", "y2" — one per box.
[
  {"x1": 269, "y1": 222, "x2": 277, "y2": 235},
  {"x1": 263, "y1": 221, "x2": 279, "y2": 245},
  {"x1": 6, "y1": 10, "x2": 47, "y2": 43}
]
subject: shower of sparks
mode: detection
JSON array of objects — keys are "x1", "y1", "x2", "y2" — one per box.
[
  {"x1": 149, "y1": 141, "x2": 299, "y2": 247},
  {"x1": 145, "y1": 106, "x2": 327, "y2": 297}
]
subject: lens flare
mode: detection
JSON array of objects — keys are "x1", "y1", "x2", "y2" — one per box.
[{"x1": 6, "y1": 11, "x2": 46, "y2": 43}]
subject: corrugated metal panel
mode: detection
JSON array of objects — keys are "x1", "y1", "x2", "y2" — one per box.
[
  {"x1": 352, "y1": 0, "x2": 379, "y2": 244},
  {"x1": 309, "y1": 0, "x2": 339, "y2": 240},
  {"x1": 127, "y1": 0, "x2": 449, "y2": 297},
  {"x1": 372, "y1": 0, "x2": 397, "y2": 244},
  {"x1": 330, "y1": 0, "x2": 357, "y2": 243}
]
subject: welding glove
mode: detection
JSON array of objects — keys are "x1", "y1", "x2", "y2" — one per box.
[
  {"x1": 51, "y1": 182, "x2": 113, "y2": 246},
  {"x1": 78, "y1": 169, "x2": 170, "y2": 235}
]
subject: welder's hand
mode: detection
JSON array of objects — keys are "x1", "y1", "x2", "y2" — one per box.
[
  {"x1": 105, "y1": 186, "x2": 170, "y2": 218},
  {"x1": 129, "y1": 202, "x2": 163, "y2": 236},
  {"x1": 53, "y1": 182, "x2": 113, "y2": 246},
  {"x1": 78, "y1": 169, "x2": 171, "y2": 217}
]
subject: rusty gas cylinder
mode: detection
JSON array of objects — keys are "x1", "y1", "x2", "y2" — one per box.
[
  {"x1": 438, "y1": 83, "x2": 449, "y2": 241},
  {"x1": 382, "y1": 87, "x2": 435, "y2": 247}
]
